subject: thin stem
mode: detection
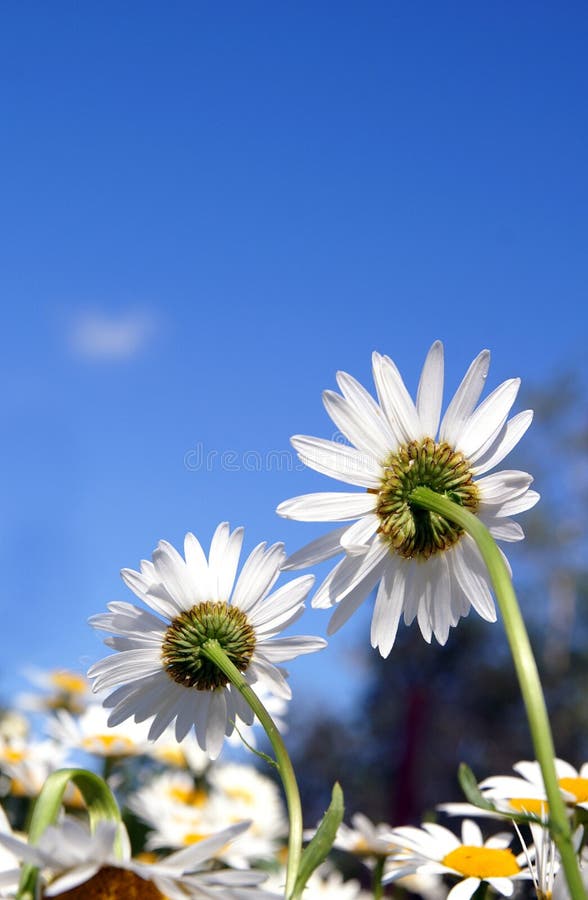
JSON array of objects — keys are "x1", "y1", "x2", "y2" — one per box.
[
  {"x1": 410, "y1": 487, "x2": 585, "y2": 900},
  {"x1": 372, "y1": 855, "x2": 386, "y2": 899},
  {"x1": 201, "y1": 639, "x2": 303, "y2": 899}
]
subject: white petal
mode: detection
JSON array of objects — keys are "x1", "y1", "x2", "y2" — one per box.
[
  {"x1": 320, "y1": 537, "x2": 389, "y2": 606},
  {"x1": 458, "y1": 379, "x2": 520, "y2": 461},
  {"x1": 372, "y1": 352, "x2": 421, "y2": 443},
  {"x1": 484, "y1": 518, "x2": 525, "y2": 542},
  {"x1": 209, "y1": 524, "x2": 244, "y2": 602},
  {"x1": 450, "y1": 538, "x2": 496, "y2": 622},
  {"x1": 231, "y1": 542, "x2": 285, "y2": 612},
  {"x1": 492, "y1": 489, "x2": 540, "y2": 517},
  {"x1": 370, "y1": 560, "x2": 405, "y2": 657},
  {"x1": 471, "y1": 410, "x2": 534, "y2": 475},
  {"x1": 258, "y1": 636, "x2": 327, "y2": 662},
  {"x1": 461, "y1": 820, "x2": 483, "y2": 845},
  {"x1": 152, "y1": 541, "x2": 195, "y2": 610},
  {"x1": 121, "y1": 568, "x2": 180, "y2": 619},
  {"x1": 205, "y1": 691, "x2": 228, "y2": 759},
  {"x1": 416, "y1": 340, "x2": 444, "y2": 438},
  {"x1": 336, "y1": 370, "x2": 398, "y2": 450},
  {"x1": 291, "y1": 435, "x2": 383, "y2": 488},
  {"x1": 277, "y1": 491, "x2": 377, "y2": 522},
  {"x1": 248, "y1": 574, "x2": 314, "y2": 631},
  {"x1": 447, "y1": 877, "x2": 481, "y2": 900},
  {"x1": 183, "y1": 532, "x2": 213, "y2": 600},
  {"x1": 340, "y1": 513, "x2": 380, "y2": 555},
  {"x1": 487, "y1": 878, "x2": 515, "y2": 896},
  {"x1": 429, "y1": 554, "x2": 452, "y2": 645},
  {"x1": 281, "y1": 526, "x2": 348, "y2": 571},
  {"x1": 440, "y1": 350, "x2": 490, "y2": 445},
  {"x1": 322, "y1": 389, "x2": 391, "y2": 461},
  {"x1": 327, "y1": 556, "x2": 387, "y2": 635},
  {"x1": 476, "y1": 471, "x2": 534, "y2": 505}
]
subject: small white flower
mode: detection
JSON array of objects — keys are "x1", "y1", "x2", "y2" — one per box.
[
  {"x1": 383, "y1": 819, "x2": 530, "y2": 900},
  {"x1": 328, "y1": 812, "x2": 397, "y2": 858},
  {"x1": 17, "y1": 668, "x2": 91, "y2": 716},
  {"x1": 0, "y1": 738, "x2": 67, "y2": 798},
  {"x1": 278, "y1": 342, "x2": 538, "y2": 655},
  {"x1": 88, "y1": 524, "x2": 326, "y2": 758},
  {"x1": 0, "y1": 815, "x2": 276, "y2": 898},
  {"x1": 48, "y1": 704, "x2": 151, "y2": 758}
]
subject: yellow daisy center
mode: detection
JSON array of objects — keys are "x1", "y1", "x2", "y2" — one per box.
[
  {"x1": 81, "y1": 735, "x2": 136, "y2": 755},
  {"x1": 442, "y1": 845, "x2": 520, "y2": 879},
  {"x1": 50, "y1": 671, "x2": 88, "y2": 694},
  {"x1": 49, "y1": 866, "x2": 167, "y2": 899},
  {"x1": 168, "y1": 785, "x2": 208, "y2": 806},
  {"x1": 162, "y1": 601, "x2": 256, "y2": 690},
  {"x1": 507, "y1": 797, "x2": 549, "y2": 816},
  {"x1": 559, "y1": 777, "x2": 588, "y2": 804},
  {"x1": 376, "y1": 438, "x2": 479, "y2": 559}
]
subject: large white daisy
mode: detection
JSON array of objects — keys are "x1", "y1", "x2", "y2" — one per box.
[
  {"x1": 88, "y1": 524, "x2": 325, "y2": 758},
  {"x1": 278, "y1": 342, "x2": 539, "y2": 655},
  {"x1": 383, "y1": 819, "x2": 530, "y2": 900},
  {"x1": 0, "y1": 815, "x2": 277, "y2": 899}
]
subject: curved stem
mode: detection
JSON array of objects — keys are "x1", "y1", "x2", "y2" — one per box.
[
  {"x1": 410, "y1": 487, "x2": 585, "y2": 900},
  {"x1": 201, "y1": 639, "x2": 303, "y2": 899}
]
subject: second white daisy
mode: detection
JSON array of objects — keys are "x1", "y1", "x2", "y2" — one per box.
[
  {"x1": 278, "y1": 342, "x2": 539, "y2": 655},
  {"x1": 88, "y1": 524, "x2": 326, "y2": 757}
]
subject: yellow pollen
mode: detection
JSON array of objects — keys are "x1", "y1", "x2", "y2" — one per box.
[
  {"x1": 168, "y1": 786, "x2": 208, "y2": 806},
  {"x1": 508, "y1": 797, "x2": 549, "y2": 816},
  {"x1": 155, "y1": 747, "x2": 186, "y2": 766},
  {"x1": 81, "y1": 735, "x2": 135, "y2": 755},
  {"x1": 182, "y1": 832, "x2": 210, "y2": 845},
  {"x1": 50, "y1": 865, "x2": 167, "y2": 899},
  {"x1": 50, "y1": 671, "x2": 88, "y2": 694},
  {"x1": 225, "y1": 786, "x2": 255, "y2": 804},
  {"x1": 1, "y1": 748, "x2": 25, "y2": 764},
  {"x1": 442, "y1": 845, "x2": 520, "y2": 879},
  {"x1": 558, "y1": 777, "x2": 588, "y2": 804}
]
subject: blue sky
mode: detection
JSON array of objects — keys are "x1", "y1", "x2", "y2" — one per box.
[{"x1": 1, "y1": 3, "x2": 587, "y2": 721}]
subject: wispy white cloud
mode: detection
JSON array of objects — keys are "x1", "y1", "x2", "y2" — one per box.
[{"x1": 68, "y1": 310, "x2": 157, "y2": 361}]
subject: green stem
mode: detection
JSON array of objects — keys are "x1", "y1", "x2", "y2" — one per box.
[
  {"x1": 201, "y1": 639, "x2": 303, "y2": 899},
  {"x1": 410, "y1": 487, "x2": 586, "y2": 900},
  {"x1": 373, "y1": 855, "x2": 386, "y2": 898}
]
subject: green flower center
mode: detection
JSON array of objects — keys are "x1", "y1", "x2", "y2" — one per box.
[
  {"x1": 161, "y1": 601, "x2": 256, "y2": 690},
  {"x1": 376, "y1": 437, "x2": 479, "y2": 560}
]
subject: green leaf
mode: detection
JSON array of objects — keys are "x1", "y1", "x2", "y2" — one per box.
[
  {"x1": 16, "y1": 768, "x2": 122, "y2": 900},
  {"x1": 292, "y1": 782, "x2": 344, "y2": 899}
]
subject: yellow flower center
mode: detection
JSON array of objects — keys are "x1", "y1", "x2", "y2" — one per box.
[
  {"x1": 81, "y1": 735, "x2": 136, "y2": 755},
  {"x1": 168, "y1": 785, "x2": 208, "y2": 806},
  {"x1": 50, "y1": 671, "x2": 88, "y2": 694},
  {"x1": 559, "y1": 777, "x2": 588, "y2": 804},
  {"x1": 49, "y1": 866, "x2": 167, "y2": 899},
  {"x1": 507, "y1": 797, "x2": 548, "y2": 816},
  {"x1": 182, "y1": 831, "x2": 210, "y2": 845},
  {"x1": 442, "y1": 845, "x2": 520, "y2": 879},
  {"x1": 376, "y1": 438, "x2": 479, "y2": 559}
]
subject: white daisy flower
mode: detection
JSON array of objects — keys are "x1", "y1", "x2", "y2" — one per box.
[
  {"x1": 383, "y1": 819, "x2": 530, "y2": 900},
  {"x1": 321, "y1": 812, "x2": 396, "y2": 859},
  {"x1": 264, "y1": 863, "x2": 372, "y2": 899},
  {"x1": 88, "y1": 524, "x2": 325, "y2": 758},
  {"x1": 130, "y1": 763, "x2": 286, "y2": 867},
  {"x1": 48, "y1": 704, "x2": 151, "y2": 758},
  {"x1": 17, "y1": 668, "x2": 90, "y2": 716},
  {"x1": 0, "y1": 804, "x2": 20, "y2": 898},
  {"x1": 0, "y1": 815, "x2": 276, "y2": 898},
  {"x1": 476, "y1": 758, "x2": 588, "y2": 816},
  {"x1": 278, "y1": 342, "x2": 539, "y2": 655},
  {"x1": 0, "y1": 738, "x2": 67, "y2": 799}
]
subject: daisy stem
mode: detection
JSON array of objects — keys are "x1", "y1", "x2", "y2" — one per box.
[
  {"x1": 372, "y1": 856, "x2": 386, "y2": 898},
  {"x1": 410, "y1": 487, "x2": 586, "y2": 900},
  {"x1": 201, "y1": 639, "x2": 303, "y2": 900}
]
